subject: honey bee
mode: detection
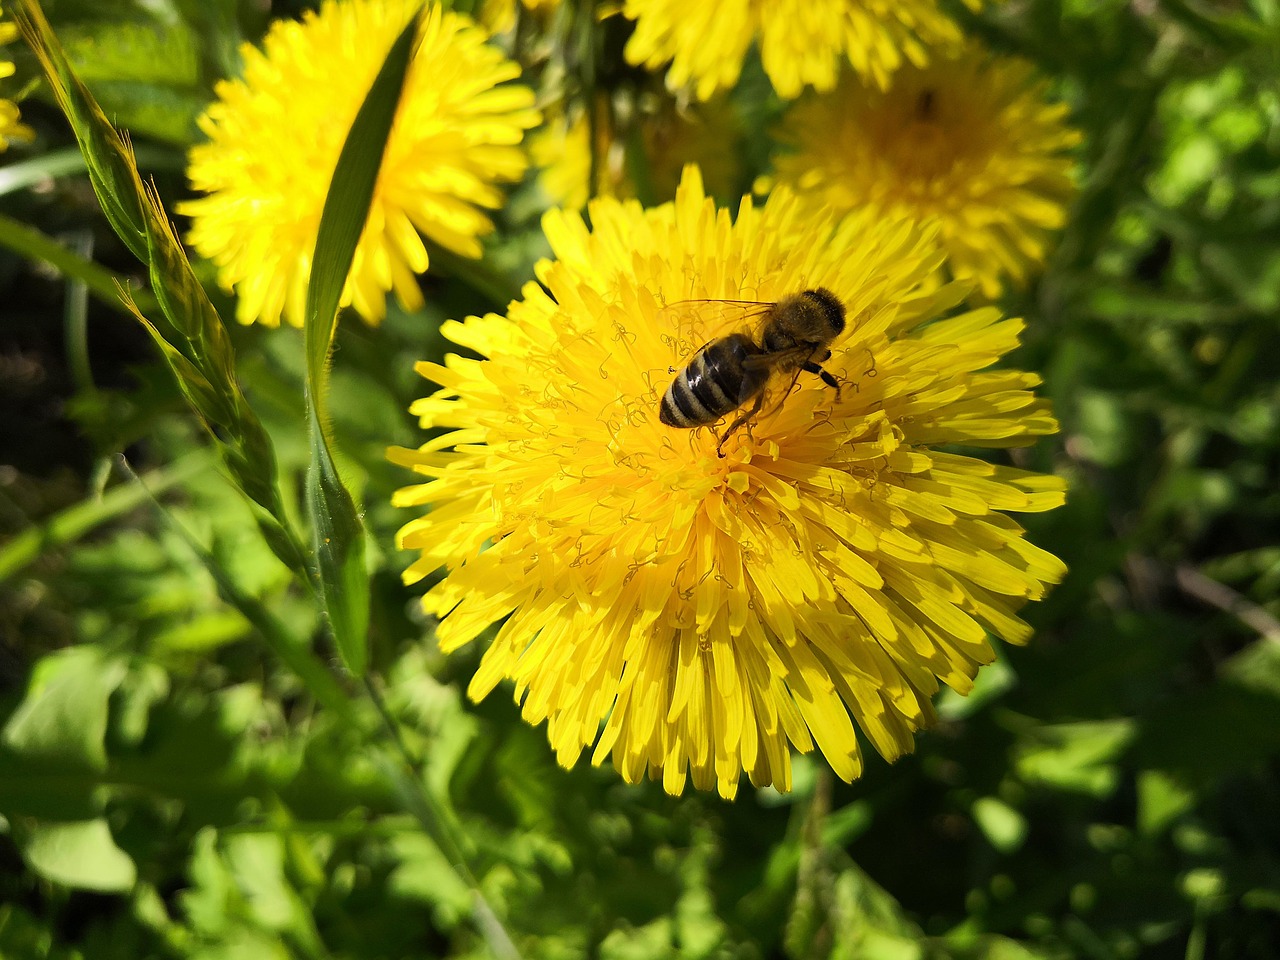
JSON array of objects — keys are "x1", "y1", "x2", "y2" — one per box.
[{"x1": 658, "y1": 287, "x2": 846, "y2": 456}]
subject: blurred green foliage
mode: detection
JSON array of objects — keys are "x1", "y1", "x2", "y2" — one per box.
[{"x1": 2, "y1": 0, "x2": 1280, "y2": 958}]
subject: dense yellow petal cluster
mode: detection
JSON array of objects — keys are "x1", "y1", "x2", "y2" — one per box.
[
  {"x1": 0, "y1": 7, "x2": 34, "y2": 150},
  {"x1": 181, "y1": 0, "x2": 539, "y2": 327},
  {"x1": 621, "y1": 0, "x2": 972, "y2": 100},
  {"x1": 767, "y1": 48, "x2": 1081, "y2": 299},
  {"x1": 393, "y1": 166, "x2": 1066, "y2": 798}
]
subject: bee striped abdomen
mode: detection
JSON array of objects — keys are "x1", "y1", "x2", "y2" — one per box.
[{"x1": 660, "y1": 333, "x2": 767, "y2": 428}]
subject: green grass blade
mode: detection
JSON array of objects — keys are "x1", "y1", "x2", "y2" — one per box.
[
  {"x1": 12, "y1": 0, "x2": 308, "y2": 577},
  {"x1": 301, "y1": 8, "x2": 419, "y2": 677},
  {"x1": 11, "y1": 0, "x2": 149, "y2": 261},
  {"x1": 0, "y1": 452, "x2": 211, "y2": 582},
  {"x1": 303, "y1": 7, "x2": 417, "y2": 388},
  {"x1": 0, "y1": 211, "x2": 160, "y2": 317},
  {"x1": 0, "y1": 143, "x2": 183, "y2": 197}
]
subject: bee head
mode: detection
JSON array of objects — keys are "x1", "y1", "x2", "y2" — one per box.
[{"x1": 804, "y1": 288, "x2": 846, "y2": 336}]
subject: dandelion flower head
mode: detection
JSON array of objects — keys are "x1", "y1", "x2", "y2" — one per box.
[
  {"x1": 766, "y1": 47, "x2": 1082, "y2": 300},
  {"x1": 0, "y1": 5, "x2": 33, "y2": 150},
  {"x1": 393, "y1": 166, "x2": 1067, "y2": 799},
  {"x1": 622, "y1": 0, "x2": 974, "y2": 101},
  {"x1": 181, "y1": 0, "x2": 539, "y2": 327}
]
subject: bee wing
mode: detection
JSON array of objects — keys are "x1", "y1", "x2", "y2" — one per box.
[
  {"x1": 658, "y1": 298, "x2": 775, "y2": 359},
  {"x1": 740, "y1": 345, "x2": 816, "y2": 373},
  {"x1": 744, "y1": 345, "x2": 824, "y2": 425}
]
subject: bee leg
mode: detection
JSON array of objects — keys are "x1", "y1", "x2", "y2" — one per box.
[
  {"x1": 802, "y1": 360, "x2": 844, "y2": 403},
  {"x1": 716, "y1": 394, "x2": 765, "y2": 458}
]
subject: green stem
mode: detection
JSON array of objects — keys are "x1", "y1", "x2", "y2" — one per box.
[
  {"x1": 363, "y1": 676, "x2": 524, "y2": 960},
  {"x1": 0, "y1": 144, "x2": 182, "y2": 197},
  {"x1": 64, "y1": 229, "x2": 96, "y2": 396},
  {"x1": 0, "y1": 211, "x2": 160, "y2": 317}
]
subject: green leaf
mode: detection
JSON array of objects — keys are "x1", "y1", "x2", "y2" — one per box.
[
  {"x1": 1136, "y1": 770, "x2": 1197, "y2": 836},
  {"x1": 303, "y1": 10, "x2": 417, "y2": 389},
  {"x1": 13, "y1": 0, "x2": 306, "y2": 577},
  {"x1": 301, "y1": 8, "x2": 419, "y2": 676},
  {"x1": 972, "y1": 796, "x2": 1029, "y2": 853},
  {"x1": 1013, "y1": 719, "x2": 1135, "y2": 797},
  {"x1": 18, "y1": 819, "x2": 137, "y2": 892},
  {"x1": 62, "y1": 21, "x2": 200, "y2": 86},
  {"x1": 2, "y1": 648, "x2": 127, "y2": 772},
  {"x1": 60, "y1": 21, "x2": 204, "y2": 143},
  {"x1": 387, "y1": 833, "x2": 475, "y2": 927},
  {"x1": 599, "y1": 920, "x2": 676, "y2": 960},
  {"x1": 221, "y1": 834, "x2": 305, "y2": 932}
]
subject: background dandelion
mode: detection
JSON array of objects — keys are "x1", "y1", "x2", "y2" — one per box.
[
  {"x1": 622, "y1": 0, "x2": 975, "y2": 100},
  {"x1": 766, "y1": 47, "x2": 1082, "y2": 299},
  {"x1": 181, "y1": 0, "x2": 538, "y2": 327},
  {"x1": 0, "y1": 6, "x2": 32, "y2": 149}
]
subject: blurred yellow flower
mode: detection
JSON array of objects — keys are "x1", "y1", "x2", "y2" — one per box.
[
  {"x1": 0, "y1": 8, "x2": 34, "y2": 150},
  {"x1": 530, "y1": 100, "x2": 741, "y2": 209},
  {"x1": 480, "y1": 0, "x2": 561, "y2": 35},
  {"x1": 766, "y1": 49, "x2": 1082, "y2": 299},
  {"x1": 622, "y1": 0, "x2": 973, "y2": 101},
  {"x1": 392, "y1": 166, "x2": 1066, "y2": 798},
  {"x1": 181, "y1": 0, "x2": 539, "y2": 327}
]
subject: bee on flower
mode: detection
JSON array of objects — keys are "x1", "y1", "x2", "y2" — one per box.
[{"x1": 392, "y1": 166, "x2": 1067, "y2": 799}]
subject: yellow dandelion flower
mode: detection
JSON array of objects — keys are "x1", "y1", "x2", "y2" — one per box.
[
  {"x1": 621, "y1": 0, "x2": 973, "y2": 101},
  {"x1": 480, "y1": 0, "x2": 561, "y2": 35},
  {"x1": 530, "y1": 112, "x2": 600, "y2": 211},
  {"x1": 530, "y1": 100, "x2": 740, "y2": 210},
  {"x1": 392, "y1": 166, "x2": 1066, "y2": 799},
  {"x1": 0, "y1": 8, "x2": 34, "y2": 150},
  {"x1": 180, "y1": 0, "x2": 539, "y2": 327},
  {"x1": 766, "y1": 49, "x2": 1082, "y2": 300}
]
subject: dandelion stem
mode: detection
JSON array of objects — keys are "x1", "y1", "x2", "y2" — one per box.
[
  {"x1": 1175, "y1": 564, "x2": 1280, "y2": 646},
  {"x1": 63, "y1": 229, "x2": 95, "y2": 397},
  {"x1": 362, "y1": 674, "x2": 525, "y2": 960}
]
